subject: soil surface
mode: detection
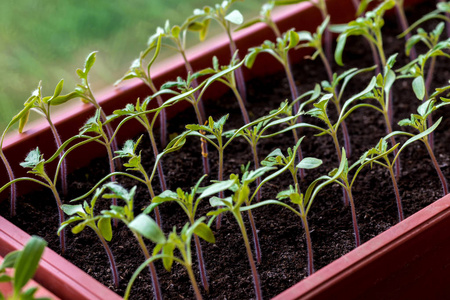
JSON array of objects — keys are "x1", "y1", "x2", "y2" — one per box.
[{"x1": 1, "y1": 1, "x2": 450, "y2": 299}]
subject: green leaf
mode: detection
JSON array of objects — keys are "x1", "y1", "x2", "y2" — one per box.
[
  {"x1": 335, "y1": 33, "x2": 348, "y2": 66},
  {"x1": 1, "y1": 251, "x2": 20, "y2": 269},
  {"x1": 412, "y1": 76, "x2": 425, "y2": 100},
  {"x1": 287, "y1": 30, "x2": 300, "y2": 50},
  {"x1": 0, "y1": 274, "x2": 12, "y2": 283},
  {"x1": 129, "y1": 214, "x2": 165, "y2": 244},
  {"x1": 162, "y1": 243, "x2": 175, "y2": 271},
  {"x1": 152, "y1": 190, "x2": 178, "y2": 203},
  {"x1": 297, "y1": 157, "x2": 323, "y2": 169},
  {"x1": 18, "y1": 109, "x2": 31, "y2": 134},
  {"x1": 61, "y1": 204, "x2": 84, "y2": 216},
  {"x1": 98, "y1": 218, "x2": 112, "y2": 241},
  {"x1": 52, "y1": 79, "x2": 64, "y2": 99},
  {"x1": 72, "y1": 222, "x2": 87, "y2": 234},
  {"x1": 171, "y1": 25, "x2": 181, "y2": 38},
  {"x1": 193, "y1": 223, "x2": 215, "y2": 243},
  {"x1": 401, "y1": 117, "x2": 442, "y2": 150},
  {"x1": 13, "y1": 236, "x2": 47, "y2": 294},
  {"x1": 199, "y1": 179, "x2": 236, "y2": 199},
  {"x1": 84, "y1": 51, "x2": 98, "y2": 74},
  {"x1": 225, "y1": 10, "x2": 243, "y2": 25},
  {"x1": 20, "y1": 148, "x2": 42, "y2": 169}
]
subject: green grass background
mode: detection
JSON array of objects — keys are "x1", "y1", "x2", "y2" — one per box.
[{"x1": 0, "y1": 0, "x2": 264, "y2": 130}]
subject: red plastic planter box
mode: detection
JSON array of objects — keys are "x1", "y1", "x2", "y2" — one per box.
[{"x1": 0, "y1": 0, "x2": 442, "y2": 299}]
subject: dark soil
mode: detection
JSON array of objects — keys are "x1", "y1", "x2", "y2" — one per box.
[{"x1": 1, "y1": 1, "x2": 450, "y2": 299}]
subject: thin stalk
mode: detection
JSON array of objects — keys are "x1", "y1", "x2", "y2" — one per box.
[
  {"x1": 441, "y1": 0, "x2": 450, "y2": 38},
  {"x1": 247, "y1": 209, "x2": 262, "y2": 263},
  {"x1": 424, "y1": 140, "x2": 448, "y2": 195},
  {"x1": 216, "y1": 149, "x2": 225, "y2": 230},
  {"x1": 292, "y1": 129, "x2": 306, "y2": 180},
  {"x1": 425, "y1": 56, "x2": 436, "y2": 98},
  {"x1": 388, "y1": 166, "x2": 404, "y2": 222},
  {"x1": 193, "y1": 234, "x2": 209, "y2": 293},
  {"x1": 319, "y1": 51, "x2": 352, "y2": 156},
  {"x1": 135, "y1": 234, "x2": 162, "y2": 300},
  {"x1": 147, "y1": 129, "x2": 167, "y2": 191},
  {"x1": 425, "y1": 57, "x2": 436, "y2": 151},
  {"x1": 375, "y1": 38, "x2": 387, "y2": 68},
  {"x1": 319, "y1": 51, "x2": 333, "y2": 83},
  {"x1": 351, "y1": 0, "x2": 359, "y2": 12},
  {"x1": 284, "y1": 62, "x2": 300, "y2": 117},
  {"x1": 104, "y1": 138, "x2": 118, "y2": 227},
  {"x1": 146, "y1": 79, "x2": 167, "y2": 147},
  {"x1": 333, "y1": 98, "x2": 352, "y2": 156},
  {"x1": 186, "y1": 262, "x2": 203, "y2": 300},
  {"x1": 319, "y1": 6, "x2": 332, "y2": 63},
  {"x1": 93, "y1": 101, "x2": 120, "y2": 169},
  {"x1": 47, "y1": 119, "x2": 67, "y2": 196},
  {"x1": 1, "y1": 151, "x2": 16, "y2": 217},
  {"x1": 95, "y1": 230, "x2": 120, "y2": 288},
  {"x1": 226, "y1": 29, "x2": 247, "y2": 105},
  {"x1": 347, "y1": 189, "x2": 361, "y2": 247},
  {"x1": 193, "y1": 103, "x2": 210, "y2": 175},
  {"x1": 230, "y1": 85, "x2": 250, "y2": 125},
  {"x1": 384, "y1": 113, "x2": 401, "y2": 179},
  {"x1": 300, "y1": 216, "x2": 314, "y2": 275},
  {"x1": 369, "y1": 42, "x2": 382, "y2": 74},
  {"x1": 331, "y1": 132, "x2": 349, "y2": 206},
  {"x1": 180, "y1": 50, "x2": 206, "y2": 122},
  {"x1": 251, "y1": 145, "x2": 261, "y2": 201},
  {"x1": 143, "y1": 175, "x2": 162, "y2": 228},
  {"x1": 49, "y1": 185, "x2": 65, "y2": 253},
  {"x1": 234, "y1": 212, "x2": 262, "y2": 300},
  {"x1": 395, "y1": 3, "x2": 417, "y2": 59}
]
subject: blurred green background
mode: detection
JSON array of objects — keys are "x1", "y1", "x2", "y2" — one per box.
[{"x1": 0, "y1": 0, "x2": 264, "y2": 130}]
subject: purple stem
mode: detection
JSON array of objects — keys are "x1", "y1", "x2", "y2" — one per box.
[
  {"x1": 231, "y1": 86, "x2": 250, "y2": 125},
  {"x1": 247, "y1": 209, "x2": 262, "y2": 263},
  {"x1": 347, "y1": 189, "x2": 361, "y2": 247},
  {"x1": 227, "y1": 33, "x2": 247, "y2": 106},
  {"x1": 48, "y1": 120, "x2": 67, "y2": 196},
  {"x1": 425, "y1": 57, "x2": 437, "y2": 151},
  {"x1": 193, "y1": 104, "x2": 210, "y2": 176},
  {"x1": 395, "y1": 3, "x2": 417, "y2": 60},
  {"x1": 216, "y1": 151, "x2": 224, "y2": 230},
  {"x1": 194, "y1": 234, "x2": 210, "y2": 292},
  {"x1": 251, "y1": 146, "x2": 261, "y2": 201},
  {"x1": 388, "y1": 167, "x2": 404, "y2": 222},
  {"x1": 424, "y1": 140, "x2": 449, "y2": 196},
  {"x1": 385, "y1": 116, "x2": 401, "y2": 179},
  {"x1": 292, "y1": 129, "x2": 306, "y2": 181},
  {"x1": 105, "y1": 142, "x2": 118, "y2": 227},
  {"x1": 136, "y1": 235, "x2": 162, "y2": 300},
  {"x1": 301, "y1": 216, "x2": 314, "y2": 275},
  {"x1": 236, "y1": 212, "x2": 263, "y2": 300},
  {"x1": 97, "y1": 231, "x2": 120, "y2": 288},
  {"x1": 341, "y1": 120, "x2": 352, "y2": 157},
  {"x1": 1, "y1": 151, "x2": 17, "y2": 217},
  {"x1": 148, "y1": 130, "x2": 167, "y2": 195},
  {"x1": 50, "y1": 186, "x2": 66, "y2": 253},
  {"x1": 182, "y1": 51, "x2": 207, "y2": 122}
]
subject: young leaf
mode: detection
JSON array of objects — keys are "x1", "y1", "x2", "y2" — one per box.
[
  {"x1": 128, "y1": 214, "x2": 166, "y2": 244},
  {"x1": 193, "y1": 223, "x2": 215, "y2": 243},
  {"x1": 412, "y1": 76, "x2": 425, "y2": 100},
  {"x1": 297, "y1": 157, "x2": 323, "y2": 169},
  {"x1": 98, "y1": 218, "x2": 113, "y2": 242},
  {"x1": 13, "y1": 236, "x2": 47, "y2": 294},
  {"x1": 225, "y1": 10, "x2": 244, "y2": 25}
]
